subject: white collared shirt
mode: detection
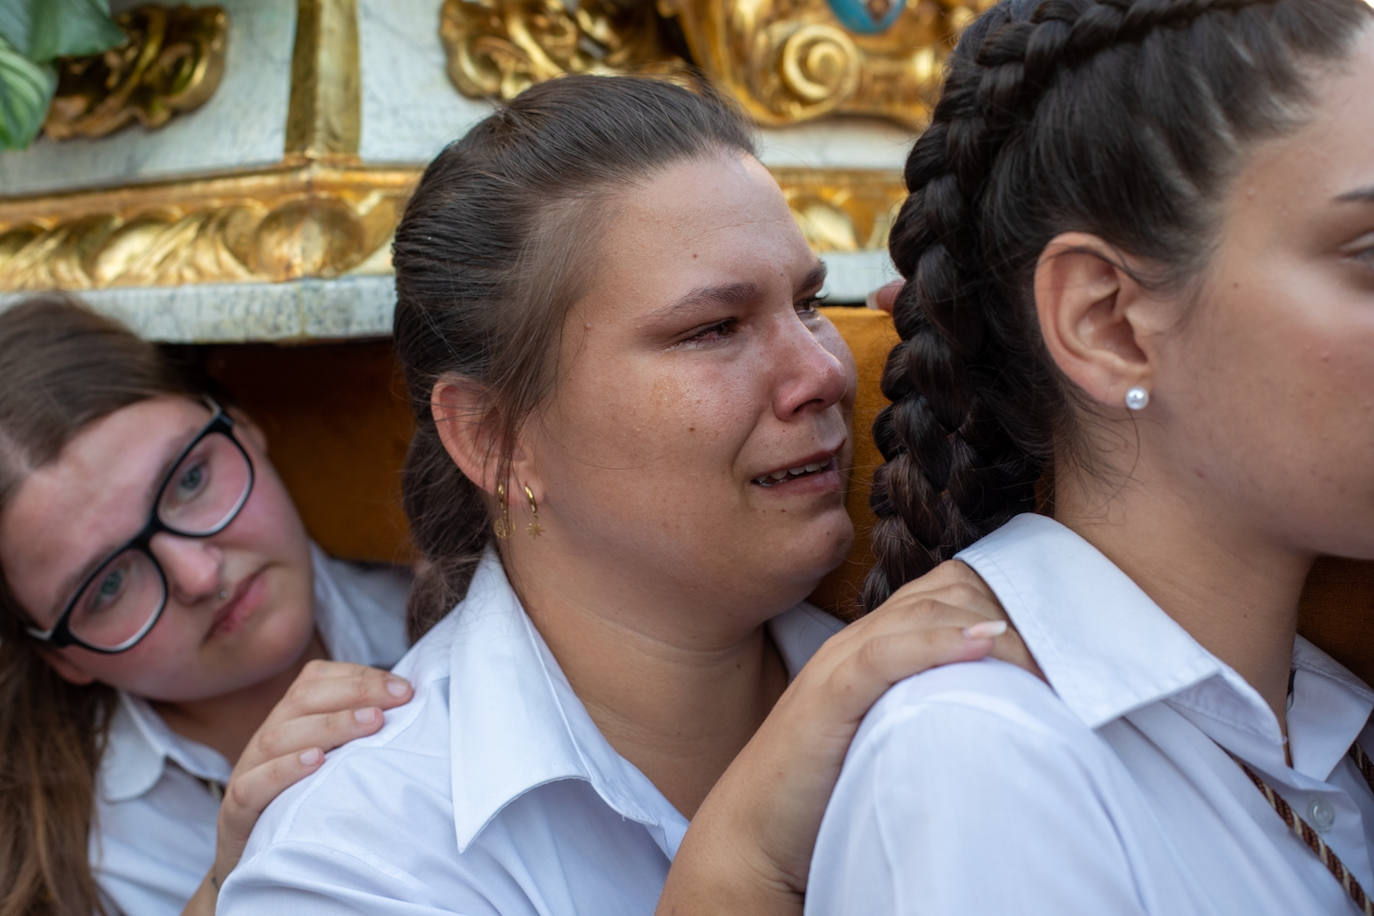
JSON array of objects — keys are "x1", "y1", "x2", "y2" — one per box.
[
  {"x1": 220, "y1": 548, "x2": 844, "y2": 915},
  {"x1": 91, "y1": 546, "x2": 411, "y2": 916},
  {"x1": 807, "y1": 514, "x2": 1374, "y2": 916}
]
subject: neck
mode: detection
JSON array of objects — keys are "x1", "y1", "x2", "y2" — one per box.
[
  {"x1": 1055, "y1": 463, "x2": 1310, "y2": 734},
  {"x1": 154, "y1": 631, "x2": 328, "y2": 763},
  {"x1": 507, "y1": 549, "x2": 790, "y2": 818}
]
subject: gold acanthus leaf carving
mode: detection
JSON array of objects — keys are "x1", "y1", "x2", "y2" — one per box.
[
  {"x1": 43, "y1": 4, "x2": 229, "y2": 141},
  {"x1": 440, "y1": 0, "x2": 688, "y2": 102},
  {"x1": 0, "y1": 167, "x2": 415, "y2": 291}
]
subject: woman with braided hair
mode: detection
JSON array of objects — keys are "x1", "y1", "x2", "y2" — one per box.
[{"x1": 806, "y1": 0, "x2": 1374, "y2": 912}]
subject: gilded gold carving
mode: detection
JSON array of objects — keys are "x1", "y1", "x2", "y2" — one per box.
[
  {"x1": 774, "y1": 167, "x2": 904, "y2": 253},
  {"x1": 0, "y1": 165, "x2": 898, "y2": 293},
  {"x1": 662, "y1": 0, "x2": 995, "y2": 127},
  {"x1": 286, "y1": 0, "x2": 361, "y2": 159},
  {"x1": 43, "y1": 4, "x2": 229, "y2": 141},
  {"x1": 439, "y1": 0, "x2": 993, "y2": 127},
  {"x1": 439, "y1": 0, "x2": 685, "y2": 101},
  {"x1": 0, "y1": 165, "x2": 416, "y2": 291}
]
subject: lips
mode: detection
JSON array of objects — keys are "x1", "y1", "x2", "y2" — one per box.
[
  {"x1": 751, "y1": 445, "x2": 845, "y2": 488},
  {"x1": 208, "y1": 569, "x2": 264, "y2": 638}
]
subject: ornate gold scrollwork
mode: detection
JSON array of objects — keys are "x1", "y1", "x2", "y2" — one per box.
[
  {"x1": 440, "y1": 0, "x2": 687, "y2": 102},
  {"x1": 666, "y1": 0, "x2": 979, "y2": 127},
  {"x1": 42, "y1": 4, "x2": 229, "y2": 141},
  {"x1": 0, "y1": 164, "x2": 899, "y2": 292},
  {"x1": 0, "y1": 165, "x2": 415, "y2": 291},
  {"x1": 439, "y1": 0, "x2": 993, "y2": 127}
]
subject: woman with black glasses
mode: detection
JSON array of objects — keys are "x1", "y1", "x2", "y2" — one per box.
[{"x1": 0, "y1": 295, "x2": 415, "y2": 916}]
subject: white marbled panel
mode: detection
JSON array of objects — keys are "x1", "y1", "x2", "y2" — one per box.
[
  {"x1": 0, "y1": 275, "x2": 396, "y2": 343},
  {"x1": 358, "y1": 0, "x2": 496, "y2": 164},
  {"x1": 0, "y1": 247, "x2": 892, "y2": 343},
  {"x1": 358, "y1": 0, "x2": 913, "y2": 170},
  {"x1": 0, "y1": 0, "x2": 294, "y2": 196}
]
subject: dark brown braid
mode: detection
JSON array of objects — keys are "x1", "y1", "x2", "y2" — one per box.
[{"x1": 864, "y1": 0, "x2": 1372, "y2": 609}]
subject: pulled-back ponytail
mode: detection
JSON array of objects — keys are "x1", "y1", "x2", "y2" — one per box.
[
  {"x1": 392, "y1": 75, "x2": 755, "y2": 640},
  {"x1": 865, "y1": 0, "x2": 1373, "y2": 609}
]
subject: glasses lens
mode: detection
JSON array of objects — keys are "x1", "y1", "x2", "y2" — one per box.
[
  {"x1": 157, "y1": 432, "x2": 252, "y2": 535},
  {"x1": 69, "y1": 549, "x2": 164, "y2": 650}
]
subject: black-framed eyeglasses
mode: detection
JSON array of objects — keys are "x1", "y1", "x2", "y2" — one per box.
[{"x1": 26, "y1": 399, "x2": 256, "y2": 654}]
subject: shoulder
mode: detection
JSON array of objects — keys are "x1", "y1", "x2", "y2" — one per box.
[
  {"x1": 863, "y1": 656, "x2": 1087, "y2": 742},
  {"x1": 231, "y1": 623, "x2": 460, "y2": 887},
  {"x1": 846, "y1": 659, "x2": 1118, "y2": 789},
  {"x1": 808, "y1": 661, "x2": 1155, "y2": 914}
]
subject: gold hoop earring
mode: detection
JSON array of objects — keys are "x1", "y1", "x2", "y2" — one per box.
[
  {"x1": 523, "y1": 484, "x2": 543, "y2": 539},
  {"x1": 493, "y1": 482, "x2": 510, "y2": 539}
]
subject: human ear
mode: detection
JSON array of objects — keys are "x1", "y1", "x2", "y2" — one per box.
[
  {"x1": 35, "y1": 647, "x2": 96, "y2": 686},
  {"x1": 1033, "y1": 233, "x2": 1159, "y2": 408},
  {"x1": 431, "y1": 375, "x2": 505, "y2": 496}
]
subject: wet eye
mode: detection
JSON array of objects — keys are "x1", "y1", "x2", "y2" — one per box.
[
  {"x1": 796, "y1": 294, "x2": 827, "y2": 318},
  {"x1": 674, "y1": 318, "x2": 738, "y2": 348}
]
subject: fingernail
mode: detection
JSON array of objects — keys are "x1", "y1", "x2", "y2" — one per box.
[
  {"x1": 962, "y1": 620, "x2": 1007, "y2": 639},
  {"x1": 386, "y1": 677, "x2": 410, "y2": 698},
  {"x1": 300, "y1": 747, "x2": 323, "y2": 766},
  {"x1": 354, "y1": 707, "x2": 380, "y2": 724}
]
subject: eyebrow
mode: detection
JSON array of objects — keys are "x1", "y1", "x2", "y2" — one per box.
[
  {"x1": 46, "y1": 424, "x2": 200, "y2": 622},
  {"x1": 647, "y1": 261, "x2": 830, "y2": 325},
  {"x1": 1334, "y1": 185, "x2": 1374, "y2": 204}
]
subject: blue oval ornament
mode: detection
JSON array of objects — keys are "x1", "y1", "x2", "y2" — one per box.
[{"x1": 827, "y1": 0, "x2": 905, "y2": 34}]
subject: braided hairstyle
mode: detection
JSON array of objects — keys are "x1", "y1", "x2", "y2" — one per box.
[
  {"x1": 864, "y1": 0, "x2": 1373, "y2": 609},
  {"x1": 392, "y1": 75, "x2": 754, "y2": 640}
]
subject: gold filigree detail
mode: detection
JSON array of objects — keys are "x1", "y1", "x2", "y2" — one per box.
[
  {"x1": 440, "y1": 0, "x2": 686, "y2": 101},
  {"x1": 0, "y1": 164, "x2": 415, "y2": 291},
  {"x1": 0, "y1": 165, "x2": 899, "y2": 292},
  {"x1": 43, "y1": 4, "x2": 228, "y2": 141},
  {"x1": 438, "y1": 0, "x2": 993, "y2": 127}
]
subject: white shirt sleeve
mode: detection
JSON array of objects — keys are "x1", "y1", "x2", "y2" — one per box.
[
  {"x1": 805, "y1": 661, "x2": 1150, "y2": 916},
  {"x1": 221, "y1": 840, "x2": 502, "y2": 916}
]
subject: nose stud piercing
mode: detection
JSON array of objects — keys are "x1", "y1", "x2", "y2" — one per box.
[
  {"x1": 217, "y1": 589, "x2": 229, "y2": 601},
  {"x1": 1124, "y1": 386, "x2": 1150, "y2": 411}
]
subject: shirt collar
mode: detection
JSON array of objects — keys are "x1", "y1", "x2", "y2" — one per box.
[
  {"x1": 98, "y1": 544, "x2": 410, "y2": 803},
  {"x1": 101, "y1": 691, "x2": 230, "y2": 802},
  {"x1": 1288, "y1": 636, "x2": 1374, "y2": 780},
  {"x1": 445, "y1": 548, "x2": 842, "y2": 854},
  {"x1": 956, "y1": 514, "x2": 1257, "y2": 730},
  {"x1": 957, "y1": 514, "x2": 1374, "y2": 777}
]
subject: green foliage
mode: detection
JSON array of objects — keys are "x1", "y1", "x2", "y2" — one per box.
[
  {"x1": 0, "y1": 0, "x2": 123, "y2": 150},
  {"x1": 0, "y1": 32, "x2": 54, "y2": 150}
]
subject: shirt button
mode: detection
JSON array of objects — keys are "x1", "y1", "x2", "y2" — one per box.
[{"x1": 1308, "y1": 798, "x2": 1336, "y2": 832}]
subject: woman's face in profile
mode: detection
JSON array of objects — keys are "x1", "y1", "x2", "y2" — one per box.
[
  {"x1": 522, "y1": 151, "x2": 858, "y2": 611},
  {"x1": 1144, "y1": 25, "x2": 1374, "y2": 562}
]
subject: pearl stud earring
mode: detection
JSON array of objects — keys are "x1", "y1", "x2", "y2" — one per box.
[{"x1": 1124, "y1": 386, "x2": 1150, "y2": 411}]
